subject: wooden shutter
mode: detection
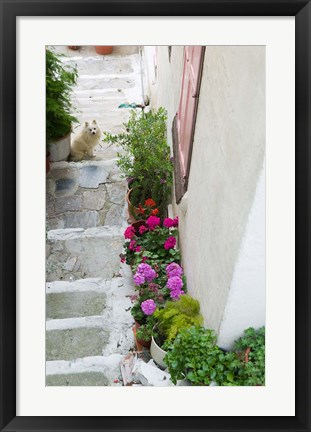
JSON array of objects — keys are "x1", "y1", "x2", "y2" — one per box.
[{"x1": 173, "y1": 46, "x2": 205, "y2": 203}]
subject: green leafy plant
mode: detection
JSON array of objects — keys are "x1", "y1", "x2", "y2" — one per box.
[
  {"x1": 165, "y1": 326, "x2": 265, "y2": 386},
  {"x1": 233, "y1": 327, "x2": 265, "y2": 386},
  {"x1": 153, "y1": 295, "x2": 203, "y2": 350},
  {"x1": 136, "y1": 317, "x2": 157, "y2": 342},
  {"x1": 165, "y1": 326, "x2": 242, "y2": 386},
  {"x1": 46, "y1": 48, "x2": 79, "y2": 144},
  {"x1": 103, "y1": 108, "x2": 173, "y2": 216}
]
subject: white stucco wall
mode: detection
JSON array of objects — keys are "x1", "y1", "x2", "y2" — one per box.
[
  {"x1": 143, "y1": 46, "x2": 265, "y2": 342},
  {"x1": 142, "y1": 46, "x2": 184, "y2": 150},
  {"x1": 217, "y1": 161, "x2": 266, "y2": 349}
]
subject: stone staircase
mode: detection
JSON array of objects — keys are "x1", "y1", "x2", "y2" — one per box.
[{"x1": 46, "y1": 46, "x2": 143, "y2": 386}]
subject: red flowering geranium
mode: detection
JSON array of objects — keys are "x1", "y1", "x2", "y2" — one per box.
[
  {"x1": 136, "y1": 198, "x2": 159, "y2": 219},
  {"x1": 144, "y1": 198, "x2": 156, "y2": 208}
]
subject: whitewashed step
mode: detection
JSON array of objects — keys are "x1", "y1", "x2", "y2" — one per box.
[
  {"x1": 46, "y1": 279, "x2": 110, "y2": 320},
  {"x1": 46, "y1": 354, "x2": 123, "y2": 386},
  {"x1": 46, "y1": 227, "x2": 124, "y2": 282},
  {"x1": 46, "y1": 317, "x2": 110, "y2": 361},
  {"x1": 46, "y1": 372, "x2": 110, "y2": 386},
  {"x1": 46, "y1": 274, "x2": 135, "y2": 362}
]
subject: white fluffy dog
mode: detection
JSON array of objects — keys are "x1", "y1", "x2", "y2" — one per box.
[{"x1": 70, "y1": 120, "x2": 101, "y2": 161}]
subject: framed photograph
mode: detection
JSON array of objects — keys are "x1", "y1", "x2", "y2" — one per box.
[{"x1": 1, "y1": 0, "x2": 310, "y2": 431}]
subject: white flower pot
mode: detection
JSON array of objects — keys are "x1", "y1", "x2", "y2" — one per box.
[
  {"x1": 150, "y1": 336, "x2": 167, "y2": 369},
  {"x1": 49, "y1": 132, "x2": 71, "y2": 162}
]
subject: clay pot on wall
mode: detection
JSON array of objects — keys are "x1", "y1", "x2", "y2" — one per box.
[{"x1": 95, "y1": 46, "x2": 113, "y2": 55}]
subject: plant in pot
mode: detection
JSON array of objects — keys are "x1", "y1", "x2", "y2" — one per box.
[
  {"x1": 135, "y1": 314, "x2": 157, "y2": 349},
  {"x1": 46, "y1": 47, "x2": 79, "y2": 161},
  {"x1": 232, "y1": 326, "x2": 265, "y2": 386},
  {"x1": 103, "y1": 108, "x2": 173, "y2": 219},
  {"x1": 131, "y1": 296, "x2": 160, "y2": 349},
  {"x1": 151, "y1": 294, "x2": 203, "y2": 368},
  {"x1": 164, "y1": 326, "x2": 242, "y2": 386},
  {"x1": 121, "y1": 215, "x2": 181, "y2": 273}
]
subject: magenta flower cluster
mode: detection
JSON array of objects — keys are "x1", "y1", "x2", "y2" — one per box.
[
  {"x1": 141, "y1": 299, "x2": 156, "y2": 316},
  {"x1": 166, "y1": 262, "x2": 183, "y2": 278},
  {"x1": 146, "y1": 216, "x2": 161, "y2": 230},
  {"x1": 124, "y1": 225, "x2": 136, "y2": 239},
  {"x1": 139, "y1": 225, "x2": 148, "y2": 235},
  {"x1": 165, "y1": 262, "x2": 185, "y2": 300},
  {"x1": 167, "y1": 275, "x2": 184, "y2": 300},
  {"x1": 164, "y1": 236, "x2": 176, "y2": 250},
  {"x1": 133, "y1": 263, "x2": 157, "y2": 286},
  {"x1": 163, "y1": 217, "x2": 179, "y2": 228}
]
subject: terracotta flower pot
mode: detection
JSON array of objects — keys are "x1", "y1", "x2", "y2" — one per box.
[
  {"x1": 131, "y1": 219, "x2": 147, "y2": 235},
  {"x1": 95, "y1": 46, "x2": 113, "y2": 55},
  {"x1": 126, "y1": 188, "x2": 141, "y2": 223}
]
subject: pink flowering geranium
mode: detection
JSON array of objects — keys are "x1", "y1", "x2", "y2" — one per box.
[
  {"x1": 124, "y1": 225, "x2": 136, "y2": 239},
  {"x1": 146, "y1": 215, "x2": 161, "y2": 231},
  {"x1": 170, "y1": 288, "x2": 185, "y2": 301},
  {"x1": 141, "y1": 299, "x2": 157, "y2": 316},
  {"x1": 139, "y1": 225, "x2": 148, "y2": 235},
  {"x1": 166, "y1": 262, "x2": 183, "y2": 278},
  {"x1": 133, "y1": 273, "x2": 145, "y2": 286},
  {"x1": 164, "y1": 236, "x2": 176, "y2": 250},
  {"x1": 163, "y1": 218, "x2": 175, "y2": 228},
  {"x1": 136, "y1": 263, "x2": 157, "y2": 282},
  {"x1": 167, "y1": 275, "x2": 183, "y2": 291},
  {"x1": 129, "y1": 240, "x2": 137, "y2": 251},
  {"x1": 135, "y1": 246, "x2": 142, "y2": 252}
]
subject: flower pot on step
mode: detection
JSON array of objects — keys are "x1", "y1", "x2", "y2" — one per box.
[
  {"x1": 150, "y1": 336, "x2": 167, "y2": 369},
  {"x1": 133, "y1": 321, "x2": 152, "y2": 349},
  {"x1": 48, "y1": 131, "x2": 71, "y2": 162},
  {"x1": 126, "y1": 188, "x2": 141, "y2": 223},
  {"x1": 95, "y1": 46, "x2": 113, "y2": 55}
]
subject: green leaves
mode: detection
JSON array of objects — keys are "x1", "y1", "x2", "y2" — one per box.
[
  {"x1": 233, "y1": 327, "x2": 265, "y2": 386},
  {"x1": 46, "y1": 48, "x2": 79, "y2": 143},
  {"x1": 103, "y1": 108, "x2": 173, "y2": 217},
  {"x1": 164, "y1": 326, "x2": 265, "y2": 386}
]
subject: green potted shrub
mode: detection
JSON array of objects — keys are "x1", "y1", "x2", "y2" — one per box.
[
  {"x1": 165, "y1": 326, "x2": 265, "y2": 386},
  {"x1": 150, "y1": 294, "x2": 203, "y2": 368},
  {"x1": 103, "y1": 108, "x2": 173, "y2": 219},
  {"x1": 135, "y1": 317, "x2": 157, "y2": 349},
  {"x1": 46, "y1": 47, "x2": 79, "y2": 161},
  {"x1": 165, "y1": 326, "x2": 240, "y2": 385},
  {"x1": 232, "y1": 326, "x2": 265, "y2": 386}
]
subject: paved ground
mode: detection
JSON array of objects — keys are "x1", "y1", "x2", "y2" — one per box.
[{"x1": 46, "y1": 45, "x2": 144, "y2": 386}]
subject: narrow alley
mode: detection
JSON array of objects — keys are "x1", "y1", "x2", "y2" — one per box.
[{"x1": 46, "y1": 46, "x2": 143, "y2": 386}]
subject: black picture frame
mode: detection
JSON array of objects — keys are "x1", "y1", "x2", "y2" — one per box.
[{"x1": 0, "y1": 1, "x2": 310, "y2": 431}]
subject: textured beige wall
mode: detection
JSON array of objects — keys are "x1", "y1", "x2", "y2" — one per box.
[
  {"x1": 144, "y1": 46, "x2": 265, "y2": 333},
  {"x1": 143, "y1": 46, "x2": 184, "y2": 150}
]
